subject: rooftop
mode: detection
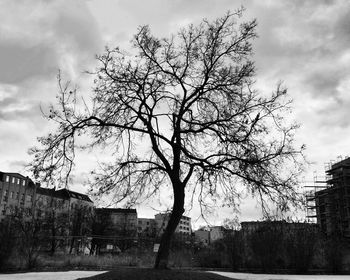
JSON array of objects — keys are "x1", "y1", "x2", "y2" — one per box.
[
  {"x1": 96, "y1": 208, "x2": 137, "y2": 214},
  {"x1": 36, "y1": 187, "x2": 93, "y2": 202}
]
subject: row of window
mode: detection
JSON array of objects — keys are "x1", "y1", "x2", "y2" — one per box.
[
  {"x1": 1, "y1": 189, "x2": 30, "y2": 203},
  {"x1": 138, "y1": 220, "x2": 151, "y2": 225},
  {"x1": 1, "y1": 189, "x2": 92, "y2": 212},
  {"x1": 179, "y1": 225, "x2": 190, "y2": 231},
  {"x1": 179, "y1": 220, "x2": 190, "y2": 226},
  {"x1": 4, "y1": 176, "x2": 26, "y2": 186},
  {"x1": 1, "y1": 204, "x2": 31, "y2": 216}
]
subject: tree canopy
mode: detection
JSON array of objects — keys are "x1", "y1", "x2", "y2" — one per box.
[{"x1": 31, "y1": 9, "x2": 305, "y2": 268}]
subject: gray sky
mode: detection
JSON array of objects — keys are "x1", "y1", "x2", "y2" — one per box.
[{"x1": 0, "y1": 0, "x2": 349, "y2": 225}]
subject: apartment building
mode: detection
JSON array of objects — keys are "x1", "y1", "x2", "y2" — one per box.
[
  {"x1": 0, "y1": 171, "x2": 93, "y2": 221},
  {"x1": 35, "y1": 187, "x2": 94, "y2": 217},
  {"x1": 154, "y1": 213, "x2": 192, "y2": 235},
  {"x1": 315, "y1": 157, "x2": 350, "y2": 237},
  {"x1": 194, "y1": 226, "x2": 231, "y2": 245},
  {"x1": 137, "y1": 218, "x2": 156, "y2": 237},
  {"x1": 95, "y1": 208, "x2": 138, "y2": 236},
  {"x1": 0, "y1": 172, "x2": 38, "y2": 219},
  {"x1": 194, "y1": 228, "x2": 210, "y2": 245}
]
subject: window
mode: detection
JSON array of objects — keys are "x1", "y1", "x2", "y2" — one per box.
[
  {"x1": 22, "y1": 180, "x2": 25, "y2": 186},
  {"x1": 16, "y1": 192, "x2": 19, "y2": 199},
  {"x1": 4, "y1": 190, "x2": 8, "y2": 197},
  {"x1": 5, "y1": 176, "x2": 9, "y2": 182},
  {"x1": 17, "y1": 178, "x2": 20, "y2": 185},
  {"x1": 10, "y1": 191, "x2": 14, "y2": 199},
  {"x1": 12, "y1": 177, "x2": 15, "y2": 183}
]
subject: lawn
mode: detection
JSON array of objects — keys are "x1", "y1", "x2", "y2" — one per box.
[{"x1": 77, "y1": 267, "x2": 235, "y2": 280}]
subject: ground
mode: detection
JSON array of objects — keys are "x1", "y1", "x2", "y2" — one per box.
[
  {"x1": 0, "y1": 271, "x2": 105, "y2": 280},
  {"x1": 77, "y1": 268, "x2": 234, "y2": 280},
  {"x1": 1, "y1": 269, "x2": 350, "y2": 280},
  {"x1": 211, "y1": 271, "x2": 350, "y2": 280}
]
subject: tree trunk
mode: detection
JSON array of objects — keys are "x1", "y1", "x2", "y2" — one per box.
[
  {"x1": 50, "y1": 214, "x2": 56, "y2": 256},
  {"x1": 154, "y1": 181, "x2": 185, "y2": 269},
  {"x1": 69, "y1": 237, "x2": 75, "y2": 254}
]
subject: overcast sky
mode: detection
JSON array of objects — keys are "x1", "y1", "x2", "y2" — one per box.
[{"x1": 0, "y1": 0, "x2": 349, "y2": 225}]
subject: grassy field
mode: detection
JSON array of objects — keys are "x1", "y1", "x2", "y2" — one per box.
[{"x1": 77, "y1": 267, "x2": 235, "y2": 280}]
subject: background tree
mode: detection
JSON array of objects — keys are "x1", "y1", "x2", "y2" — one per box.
[
  {"x1": 12, "y1": 210, "x2": 44, "y2": 269},
  {"x1": 0, "y1": 218, "x2": 15, "y2": 270},
  {"x1": 285, "y1": 223, "x2": 317, "y2": 273},
  {"x1": 90, "y1": 211, "x2": 112, "y2": 255},
  {"x1": 249, "y1": 222, "x2": 285, "y2": 271},
  {"x1": 69, "y1": 205, "x2": 92, "y2": 254},
  {"x1": 31, "y1": 9, "x2": 304, "y2": 268}
]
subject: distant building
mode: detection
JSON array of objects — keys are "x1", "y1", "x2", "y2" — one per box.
[
  {"x1": 95, "y1": 208, "x2": 138, "y2": 237},
  {"x1": 194, "y1": 226, "x2": 231, "y2": 245},
  {"x1": 315, "y1": 157, "x2": 350, "y2": 237},
  {"x1": 154, "y1": 213, "x2": 192, "y2": 235},
  {"x1": 0, "y1": 172, "x2": 37, "y2": 219},
  {"x1": 209, "y1": 226, "x2": 227, "y2": 242},
  {"x1": 137, "y1": 218, "x2": 156, "y2": 237},
  {"x1": 35, "y1": 188, "x2": 93, "y2": 215},
  {"x1": 194, "y1": 228, "x2": 210, "y2": 245},
  {"x1": 0, "y1": 171, "x2": 93, "y2": 221}
]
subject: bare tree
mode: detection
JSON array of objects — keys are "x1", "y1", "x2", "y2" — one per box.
[
  {"x1": 0, "y1": 218, "x2": 15, "y2": 270},
  {"x1": 11, "y1": 210, "x2": 43, "y2": 269},
  {"x1": 30, "y1": 10, "x2": 304, "y2": 268}
]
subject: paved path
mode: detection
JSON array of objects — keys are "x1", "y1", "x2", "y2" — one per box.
[
  {"x1": 210, "y1": 271, "x2": 350, "y2": 280},
  {"x1": 0, "y1": 271, "x2": 106, "y2": 280},
  {"x1": 2, "y1": 270, "x2": 350, "y2": 280}
]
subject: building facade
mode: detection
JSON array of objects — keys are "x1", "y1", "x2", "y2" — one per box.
[
  {"x1": 315, "y1": 157, "x2": 350, "y2": 237},
  {"x1": 0, "y1": 172, "x2": 39, "y2": 220},
  {"x1": 194, "y1": 229, "x2": 210, "y2": 245},
  {"x1": 137, "y1": 218, "x2": 156, "y2": 237},
  {"x1": 95, "y1": 208, "x2": 138, "y2": 237},
  {"x1": 0, "y1": 171, "x2": 93, "y2": 221},
  {"x1": 154, "y1": 213, "x2": 192, "y2": 235}
]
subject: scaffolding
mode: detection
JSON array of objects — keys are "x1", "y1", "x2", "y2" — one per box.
[
  {"x1": 304, "y1": 171, "x2": 327, "y2": 223},
  {"x1": 305, "y1": 156, "x2": 350, "y2": 237}
]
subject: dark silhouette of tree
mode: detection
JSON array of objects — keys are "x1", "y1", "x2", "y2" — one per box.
[
  {"x1": 11, "y1": 210, "x2": 44, "y2": 269},
  {"x1": 0, "y1": 218, "x2": 15, "y2": 270},
  {"x1": 30, "y1": 9, "x2": 304, "y2": 268},
  {"x1": 285, "y1": 223, "x2": 317, "y2": 273},
  {"x1": 90, "y1": 211, "x2": 112, "y2": 255},
  {"x1": 250, "y1": 222, "x2": 285, "y2": 271},
  {"x1": 69, "y1": 206, "x2": 92, "y2": 254}
]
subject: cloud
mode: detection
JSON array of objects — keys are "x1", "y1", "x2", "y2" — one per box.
[
  {"x1": 0, "y1": 0, "x2": 103, "y2": 178},
  {"x1": 8, "y1": 160, "x2": 28, "y2": 171},
  {"x1": 0, "y1": 0, "x2": 102, "y2": 83}
]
